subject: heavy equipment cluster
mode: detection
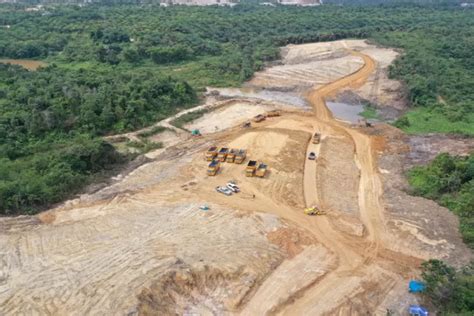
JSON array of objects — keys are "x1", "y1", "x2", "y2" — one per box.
[{"x1": 205, "y1": 146, "x2": 267, "y2": 178}]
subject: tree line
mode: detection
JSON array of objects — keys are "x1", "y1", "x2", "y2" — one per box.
[{"x1": 0, "y1": 3, "x2": 473, "y2": 214}]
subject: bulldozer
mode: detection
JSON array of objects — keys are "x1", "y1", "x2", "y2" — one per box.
[
  {"x1": 255, "y1": 163, "x2": 267, "y2": 178},
  {"x1": 304, "y1": 205, "x2": 326, "y2": 216},
  {"x1": 358, "y1": 118, "x2": 373, "y2": 128},
  {"x1": 207, "y1": 160, "x2": 220, "y2": 176},
  {"x1": 205, "y1": 146, "x2": 218, "y2": 161},
  {"x1": 242, "y1": 121, "x2": 251, "y2": 128}
]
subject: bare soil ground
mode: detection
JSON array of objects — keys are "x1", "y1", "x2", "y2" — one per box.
[
  {"x1": 250, "y1": 54, "x2": 363, "y2": 92},
  {"x1": 185, "y1": 100, "x2": 273, "y2": 134},
  {"x1": 378, "y1": 127, "x2": 472, "y2": 267},
  {"x1": 407, "y1": 134, "x2": 474, "y2": 167},
  {"x1": 285, "y1": 40, "x2": 406, "y2": 119},
  {"x1": 1, "y1": 40, "x2": 471, "y2": 315},
  {"x1": 0, "y1": 59, "x2": 46, "y2": 70}
]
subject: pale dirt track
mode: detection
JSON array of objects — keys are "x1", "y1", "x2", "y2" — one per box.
[
  {"x1": 230, "y1": 49, "x2": 420, "y2": 314},
  {"x1": 278, "y1": 51, "x2": 391, "y2": 314},
  {"x1": 2, "y1": 41, "x2": 468, "y2": 315}
]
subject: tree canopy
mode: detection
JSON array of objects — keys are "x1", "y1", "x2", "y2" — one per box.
[{"x1": 1, "y1": 3, "x2": 473, "y2": 214}]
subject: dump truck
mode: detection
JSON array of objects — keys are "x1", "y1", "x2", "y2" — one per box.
[
  {"x1": 234, "y1": 149, "x2": 247, "y2": 164},
  {"x1": 226, "y1": 149, "x2": 238, "y2": 163},
  {"x1": 304, "y1": 205, "x2": 326, "y2": 216},
  {"x1": 312, "y1": 132, "x2": 321, "y2": 144},
  {"x1": 266, "y1": 110, "x2": 281, "y2": 117},
  {"x1": 205, "y1": 146, "x2": 218, "y2": 161},
  {"x1": 217, "y1": 147, "x2": 229, "y2": 162},
  {"x1": 255, "y1": 163, "x2": 267, "y2": 178},
  {"x1": 207, "y1": 160, "x2": 220, "y2": 176},
  {"x1": 253, "y1": 114, "x2": 266, "y2": 123},
  {"x1": 246, "y1": 160, "x2": 257, "y2": 177}
]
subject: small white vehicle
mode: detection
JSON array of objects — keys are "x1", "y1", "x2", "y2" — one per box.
[
  {"x1": 216, "y1": 186, "x2": 232, "y2": 196},
  {"x1": 226, "y1": 183, "x2": 240, "y2": 193}
]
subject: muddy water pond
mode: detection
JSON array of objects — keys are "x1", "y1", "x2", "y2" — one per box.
[
  {"x1": 213, "y1": 87, "x2": 309, "y2": 108},
  {"x1": 326, "y1": 101, "x2": 365, "y2": 123},
  {"x1": 0, "y1": 59, "x2": 46, "y2": 70}
]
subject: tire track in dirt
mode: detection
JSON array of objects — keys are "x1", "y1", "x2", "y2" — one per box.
[{"x1": 276, "y1": 50, "x2": 404, "y2": 314}]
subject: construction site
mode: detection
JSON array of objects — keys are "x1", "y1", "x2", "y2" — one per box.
[{"x1": 1, "y1": 40, "x2": 472, "y2": 315}]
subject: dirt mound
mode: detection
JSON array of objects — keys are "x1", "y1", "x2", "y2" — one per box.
[
  {"x1": 267, "y1": 227, "x2": 315, "y2": 258},
  {"x1": 317, "y1": 135, "x2": 360, "y2": 214},
  {"x1": 137, "y1": 263, "x2": 257, "y2": 315},
  {"x1": 0, "y1": 202, "x2": 286, "y2": 315},
  {"x1": 378, "y1": 126, "x2": 472, "y2": 267}
]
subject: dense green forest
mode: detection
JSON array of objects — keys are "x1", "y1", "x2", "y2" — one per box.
[
  {"x1": 421, "y1": 259, "x2": 474, "y2": 314},
  {"x1": 0, "y1": 3, "x2": 473, "y2": 214}
]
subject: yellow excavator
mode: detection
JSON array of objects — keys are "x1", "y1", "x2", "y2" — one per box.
[{"x1": 304, "y1": 205, "x2": 326, "y2": 216}]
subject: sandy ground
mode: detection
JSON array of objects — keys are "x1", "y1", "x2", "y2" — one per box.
[
  {"x1": 1, "y1": 40, "x2": 471, "y2": 315},
  {"x1": 250, "y1": 54, "x2": 364, "y2": 91},
  {"x1": 262, "y1": 40, "x2": 406, "y2": 119},
  {"x1": 407, "y1": 134, "x2": 474, "y2": 167},
  {"x1": 185, "y1": 100, "x2": 273, "y2": 134}
]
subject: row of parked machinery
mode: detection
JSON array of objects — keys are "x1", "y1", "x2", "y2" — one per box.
[{"x1": 205, "y1": 146, "x2": 267, "y2": 178}]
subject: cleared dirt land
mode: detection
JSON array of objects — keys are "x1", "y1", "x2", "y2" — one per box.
[
  {"x1": 1, "y1": 40, "x2": 471, "y2": 315},
  {"x1": 0, "y1": 59, "x2": 46, "y2": 70}
]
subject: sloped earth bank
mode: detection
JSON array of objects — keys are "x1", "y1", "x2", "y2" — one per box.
[{"x1": 1, "y1": 40, "x2": 471, "y2": 315}]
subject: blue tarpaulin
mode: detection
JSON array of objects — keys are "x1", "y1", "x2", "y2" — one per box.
[
  {"x1": 409, "y1": 280, "x2": 426, "y2": 293},
  {"x1": 409, "y1": 305, "x2": 429, "y2": 316}
]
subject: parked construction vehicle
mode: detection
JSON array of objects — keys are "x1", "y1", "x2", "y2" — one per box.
[
  {"x1": 207, "y1": 160, "x2": 220, "y2": 176},
  {"x1": 304, "y1": 205, "x2": 326, "y2": 216},
  {"x1": 217, "y1": 148, "x2": 229, "y2": 162},
  {"x1": 266, "y1": 110, "x2": 281, "y2": 117},
  {"x1": 358, "y1": 118, "x2": 374, "y2": 128},
  {"x1": 226, "y1": 149, "x2": 237, "y2": 163},
  {"x1": 246, "y1": 160, "x2": 258, "y2": 177},
  {"x1": 253, "y1": 114, "x2": 266, "y2": 123},
  {"x1": 234, "y1": 149, "x2": 246, "y2": 164},
  {"x1": 205, "y1": 146, "x2": 218, "y2": 161},
  {"x1": 255, "y1": 163, "x2": 267, "y2": 178},
  {"x1": 312, "y1": 132, "x2": 321, "y2": 144}
]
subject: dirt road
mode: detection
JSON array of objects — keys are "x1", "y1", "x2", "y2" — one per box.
[
  {"x1": 2, "y1": 41, "x2": 468, "y2": 315},
  {"x1": 276, "y1": 51, "x2": 404, "y2": 314},
  {"x1": 231, "y1": 49, "x2": 409, "y2": 314}
]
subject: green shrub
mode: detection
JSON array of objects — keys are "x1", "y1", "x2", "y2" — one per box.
[
  {"x1": 421, "y1": 260, "x2": 474, "y2": 314},
  {"x1": 408, "y1": 154, "x2": 474, "y2": 247},
  {"x1": 170, "y1": 109, "x2": 208, "y2": 129}
]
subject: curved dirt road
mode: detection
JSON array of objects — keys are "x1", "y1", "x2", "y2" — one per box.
[{"x1": 277, "y1": 51, "x2": 405, "y2": 314}]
